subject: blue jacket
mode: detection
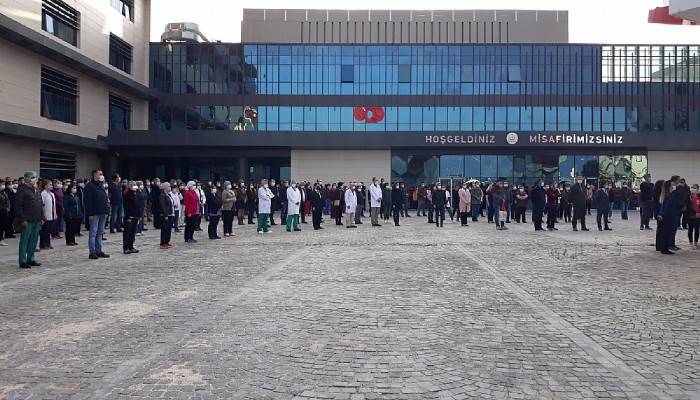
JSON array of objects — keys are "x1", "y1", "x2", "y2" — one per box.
[
  {"x1": 661, "y1": 191, "x2": 683, "y2": 225},
  {"x1": 84, "y1": 181, "x2": 109, "y2": 217},
  {"x1": 531, "y1": 187, "x2": 546, "y2": 209},
  {"x1": 63, "y1": 193, "x2": 83, "y2": 219},
  {"x1": 108, "y1": 183, "x2": 123, "y2": 206},
  {"x1": 594, "y1": 189, "x2": 610, "y2": 211}
]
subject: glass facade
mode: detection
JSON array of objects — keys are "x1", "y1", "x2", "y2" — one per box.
[
  {"x1": 391, "y1": 153, "x2": 648, "y2": 188},
  {"x1": 149, "y1": 43, "x2": 700, "y2": 133}
]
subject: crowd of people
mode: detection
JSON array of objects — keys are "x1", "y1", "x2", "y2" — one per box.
[{"x1": 1, "y1": 170, "x2": 699, "y2": 269}]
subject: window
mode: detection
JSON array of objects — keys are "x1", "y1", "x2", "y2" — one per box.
[
  {"x1": 110, "y1": 0, "x2": 134, "y2": 21},
  {"x1": 110, "y1": 34, "x2": 132, "y2": 74},
  {"x1": 41, "y1": 0, "x2": 79, "y2": 46},
  {"x1": 41, "y1": 66, "x2": 77, "y2": 124},
  {"x1": 460, "y1": 65, "x2": 473, "y2": 82},
  {"x1": 507, "y1": 65, "x2": 522, "y2": 82},
  {"x1": 398, "y1": 65, "x2": 411, "y2": 83},
  {"x1": 109, "y1": 94, "x2": 131, "y2": 130},
  {"x1": 40, "y1": 150, "x2": 76, "y2": 180},
  {"x1": 341, "y1": 65, "x2": 354, "y2": 83}
]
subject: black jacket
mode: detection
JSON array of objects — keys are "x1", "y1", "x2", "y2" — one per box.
[
  {"x1": 432, "y1": 189, "x2": 447, "y2": 208},
  {"x1": 63, "y1": 193, "x2": 82, "y2": 219},
  {"x1": 206, "y1": 192, "x2": 222, "y2": 214},
  {"x1": 531, "y1": 187, "x2": 546, "y2": 209},
  {"x1": 136, "y1": 189, "x2": 148, "y2": 218},
  {"x1": 123, "y1": 189, "x2": 139, "y2": 219},
  {"x1": 14, "y1": 184, "x2": 43, "y2": 223},
  {"x1": 569, "y1": 183, "x2": 587, "y2": 208},
  {"x1": 310, "y1": 189, "x2": 324, "y2": 209},
  {"x1": 160, "y1": 191, "x2": 174, "y2": 217},
  {"x1": 84, "y1": 181, "x2": 109, "y2": 217},
  {"x1": 391, "y1": 188, "x2": 403, "y2": 207},
  {"x1": 640, "y1": 181, "x2": 654, "y2": 202}
]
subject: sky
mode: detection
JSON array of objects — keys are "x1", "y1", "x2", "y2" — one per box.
[{"x1": 150, "y1": 0, "x2": 700, "y2": 44}]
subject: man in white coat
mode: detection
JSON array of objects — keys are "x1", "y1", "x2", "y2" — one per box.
[
  {"x1": 344, "y1": 181, "x2": 358, "y2": 228},
  {"x1": 286, "y1": 181, "x2": 302, "y2": 232},
  {"x1": 369, "y1": 177, "x2": 383, "y2": 227},
  {"x1": 257, "y1": 179, "x2": 274, "y2": 234}
]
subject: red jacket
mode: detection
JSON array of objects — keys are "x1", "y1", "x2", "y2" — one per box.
[
  {"x1": 690, "y1": 195, "x2": 700, "y2": 220},
  {"x1": 183, "y1": 189, "x2": 200, "y2": 216}
]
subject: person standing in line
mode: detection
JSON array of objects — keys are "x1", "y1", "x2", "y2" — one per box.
[
  {"x1": 432, "y1": 183, "x2": 447, "y2": 228},
  {"x1": 546, "y1": 183, "x2": 560, "y2": 231},
  {"x1": 458, "y1": 183, "x2": 471, "y2": 226},
  {"x1": 560, "y1": 183, "x2": 571, "y2": 223},
  {"x1": 195, "y1": 182, "x2": 206, "y2": 230},
  {"x1": 84, "y1": 170, "x2": 110, "y2": 260},
  {"x1": 595, "y1": 182, "x2": 612, "y2": 231},
  {"x1": 503, "y1": 182, "x2": 512, "y2": 224},
  {"x1": 205, "y1": 185, "x2": 222, "y2": 240},
  {"x1": 470, "y1": 183, "x2": 483, "y2": 222},
  {"x1": 15, "y1": 172, "x2": 43, "y2": 268},
  {"x1": 183, "y1": 181, "x2": 200, "y2": 243},
  {"x1": 246, "y1": 183, "x2": 257, "y2": 225},
  {"x1": 344, "y1": 181, "x2": 358, "y2": 229},
  {"x1": 122, "y1": 181, "x2": 140, "y2": 254},
  {"x1": 416, "y1": 183, "x2": 427, "y2": 217},
  {"x1": 531, "y1": 180, "x2": 546, "y2": 231},
  {"x1": 221, "y1": 181, "x2": 236, "y2": 237},
  {"x1": 426, "y1": 184, "x2": 434, "y2": 224},
  {"x1": 268, "y1": 179, "x2": 280, "y2": 226},
  {"x1": 169, "y1": 185, "x2": 182, "y2": 233},
  {"x1": 3, "y1": 178, "x2": 17, "y2": 240},
  {"x1": 39, "y1": 180, "x2": 56, "y2": 250},
  {"x1": 150, "y1": 179, "x2": 162, "y2": 230},
  {"x1": 354, "y1": 184, "x2": 364, "y2": 225},
  {"x1": 135, "y1": 181, "x2": 148, "y2": 236},
  {"x1": 235, "y1": 181, "x2": 247, "y2": 226},
  {"x1": 257, "y1": 179, "x2": 274, "y2": 234},
  {"x1": 0, "y1": 180, "x2": 10, "y2": 246},
  {"x1": 300, "y1": 182, "x2": 309, "y2": 224},
  {"x1": 369, "y1": 177, "x2": 383, "y2": 227},
  {"x1": 108, "y1": 175, "x2": 123, "y2": 234},
  {"x1": 619, "y1": 183, "x2": 631, "y2": 220},
  {"x1": 62, "y1": 183, "x2": 82, "y2": 246},
  {"x1": 639, "y1": 174, "x2": 654, "y2": 230},
  {"x1": 159, "y1": 182, "x2": 174, "y2": 249},
  {"x1": 279, "y1": 180, "x2": 290, "y2": 224},
  {"x1": 333, "y1": 182, "x2": 345, "y2": 226},
  {"x1": 687, "y1": 184, "x2": 700, "y2": 249},
  {"x1": 491, "y1": 182, "x2": 507, "y2": 230},
  {"x1": 677, "y1": 178, "x2": 691, "y2": 231},
  {"x1": 311, "y1": 183, "x2": 324, "y2": 230},
  {"x1": 286, "y1": 180, "x2": 302, "y2": 232},
  {"x1": 569, "y1": 176, "x2": 589, "y2": 231},
  {"x1": 51, "y1": 180, "x2": 64, "y2": 239},
  {"x1": 514, "y1": 185, "x2": 529, "y2": 223},
  {"x1": 657, "y1": 180, "x2": 683, "y2": 255},
  {"x1": 400, "y1": 182, "x2": 411, "y2": 218},
  {"x1": 391, "y1": 182, "x2": 402, "y2": 227},
  {"x1": 381, "y1": 183, "x2": 392, "y2": 223},
  {"x1": 586, "y1": 184, "x2": 595, "y2": 216}
]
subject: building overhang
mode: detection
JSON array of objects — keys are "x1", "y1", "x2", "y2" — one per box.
[
  {"x1": 0, "y1": 13, "x2": 151, "y2": 100},
  {"x1": 0, "y1": 120, "x2": 108, "y2": 150},
  {"x1": 106, "y1": 130, "x2": 700, "y2": 152}
]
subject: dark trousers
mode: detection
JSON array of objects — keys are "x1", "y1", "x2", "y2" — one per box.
[
  {"x1": 656, "y1": 219, "x2": 666, "y2": 251},
  {"x1": 427, "y1": 204, "x2": 434, "y2": 223},
  {"x1": 270, "y1": 209, "x2": 276, "y2": 225},
  {"x1": 546, "y1": 207, "x2": 557, "y2": 228},
  {"x1": 1, "y1": 211, "x2": 12, "y2": 238},
  {"x1": 435, "y1": 207, "x2": 445, "y2": 227},
  {"x1": 65, "y1": 217, "x2": 80, "y2": 244},
  {"x1": 208, "y1": 215, "x2": 220, "y2": 238},
  {"x1": 247, "y1": 206, "x2": 255, "y2": 224},
  {"x1": 562, "y1": 204, "x2": 571, "y2": 222},
  {"x1": 184, "y1": 215, "x2": 197, "y2": 241},
  {"x1": 401, "y1": 200, "x2": 410, "y2": 217},
  {"x1": 335, "y1": 207, "x2": 343, "y2": 225},
  {"x1": 122, "y1": 217, "x2": 137, "y2": 250},
  {"x1": 459, "y1": 211, "x2": 469, "y2": 225},
  {"x1": 161, "y1": 216, "x2": 172, "y2": 245},
  {"x1": 596, "y1": 208, "x2": 610, "y2": 230},
  {"x1": 572, "y1": 205, "x2": 587, "y2": 229},
  {"x1": 687, "y1": 219, "x2": 699, "y2": 244},
  {"x1": 222, "y1": 210, "x2": 235, "y2": 235},
  {"x1": 40, "y1": 220, "x2": 53, "y2": 247},
  {"x1": 641, "y1": 200, "x2": 653, "y2": 228},
  {"x1": 514, "y1": 206, "x2": 527, "y2": 223},
  {"x1": 532, "y1": 207, "x2": 544, "y2": 230},
  {"x1": 312, "y1": 207, "x2": 322, "y2": 229},
  {"x1": 392, "y1": 204, "x2": 401, "y2": 226},
  {"x1": 280, "y1": 203, "x2": 288, "y2": 223}
]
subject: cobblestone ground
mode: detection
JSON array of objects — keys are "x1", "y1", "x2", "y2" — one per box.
[{"x1": 0, "y1": 212, "x2": 698, "y2": 400}]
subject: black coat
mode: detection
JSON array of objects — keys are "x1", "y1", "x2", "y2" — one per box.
[
  {"x1": 569, "y1": 183, "x2": 587, "y2": 208},
  {"x1": 432, "y1": 190, "x2": 447, "y2": 208},
  {"x1": 391, "y1": 188, "x2": 403, "y2": 207},
  {"x1": 84, "y1": 181, "x2": 109, "y2": 217},
  {"x1": 123, "y1": 189, "x2": 139, "y2": 219},
  {"x1": 310, "y1": 189, "x2": 324, "y2": 209},
  {"x1": 63, "y1": 193, "x2": 82, "y2": 219},
  {"x1": 531, "y1": 187, "x2": 546, "y2": 209}
]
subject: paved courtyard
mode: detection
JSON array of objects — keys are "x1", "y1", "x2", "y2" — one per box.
[{"x1": 0, "y1": 212, "x2": 698, "y2": 400}]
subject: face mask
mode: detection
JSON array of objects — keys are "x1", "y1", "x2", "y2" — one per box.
[
  {"x1": 576, "y1": 180, "x2": 583, "y2": 184},
  {"x1": 211, "y1": 188, "x2": 217, "y2": 194},
  {"x1": 78, "y1": 183, "x2": 85, "y2": 188},
  {"x1": 437, "y1": 186, "x2": 442, "y2": 190},
  {"x1": 0, "y1": 185, "x2": 4, "y2": 191},
  {"x1": 47, "y1": 185, "x2": 53, "y2": 191},
  {"x1": 138, "y1": 185, "x2": 144, "y2": 190},
  {"x1": 103, "y1": 184, "x2": 109, "y2": 189},
  {"x1": 270, "y1": 182, "x2": 276, "y2": 187},
  {"x1": 98, "y1": 175, "x2": 105, "y2": 182},
  {"x1": 540, "y1": 183, "x2": 544, "y2": 187},
  {"x1": 263, "y1": 184, "x2": 269, "y2": 188},
  {"x1": 544, "y1": 186, "x2": 549, "y2": 190},
  {"x1": 56, "y1": 184, "x2": 63, "y2": 189},
  {"x1": 691, "y1": 189, "x2": 698, "y2": 195},
  {"x1": 131, "y1": 185, "x2": 138, "y2": 191},
  {"x1": 71, "y1": 188, "x2": 77, "y2": 194},
  {"x1": 225, "y1": 185, "x2": 232, "y2": 189},
  {"x1": 12, "y1": 184, "x2": 17, "y2": 190}
]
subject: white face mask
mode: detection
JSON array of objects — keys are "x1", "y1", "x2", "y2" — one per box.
[
  {"x1": 12, "y1": 184, "x2": 18, "y2": 190},
  {"x1": 131, "y1": 185, "x2": 138, "y2": 191},
  {"x1": 71, "y1": 188, "x2": 77, "y2": 194},
  {"x1": 56, "y1": 184, "x2": 63, "y2": 189},
  {"x1": 0, "y1": 185, "x2": 4, "y2": 191},
  {"x1": 98, "y1": 175, "x2": 105, "y2": 182},
  {"x1": 78, "y1": 183, "x2": 85, "y2": 188},
  {"x1": 211, "y1": 188, "x2": 217, "y2": 194},
  {"x1": 103, "y1": 184, "x2": 109, "y2": 189},
  {"x1": 263, "y1": 184, "x2": 269, "y2": 188}
]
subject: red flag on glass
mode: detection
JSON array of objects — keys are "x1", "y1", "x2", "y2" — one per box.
[{"x1": 648, "y1": 6, "x2": 697, "y2": 25}]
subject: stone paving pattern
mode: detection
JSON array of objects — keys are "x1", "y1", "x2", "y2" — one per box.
[{"x1": 0, "y1": 212, "x2": 698, "y2": 399}]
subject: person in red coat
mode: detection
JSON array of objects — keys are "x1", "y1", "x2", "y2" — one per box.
[
  {"x1": 546, "y1": 185, "x2": 560, "y2": 231},
  {"x1": 183, "y1": 181, "x2": 200, "y2": 243}
]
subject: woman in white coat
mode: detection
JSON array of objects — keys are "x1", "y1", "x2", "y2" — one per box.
[
  {"x1": 257, "y1": 179, "x2": 274, "y2": 234},
  {"x1": 344, "y1": 182, "x2": 358, "y2": 228},
  {"x1": 286, "y1": 181, "x2": 302, "y2": 232}
]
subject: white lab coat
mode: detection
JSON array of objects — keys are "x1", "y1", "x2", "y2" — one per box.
[
  {"x1": 41, "y1": 190, "x2": 56, "y2": 221},
  {"x1": 345, "y1": 188, "x2": 358, "y2": 213},
  {"x1": 369, "y1": 184, "x2": 382, "y2": 208},
  {"x1": 286, "y1": 187, "x2": 301, "y2": 215},
  {"x1": 258, "y1": 186, "x2": 274, "y2": 214}
]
